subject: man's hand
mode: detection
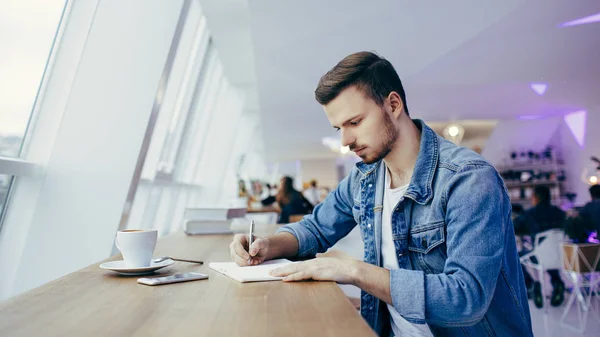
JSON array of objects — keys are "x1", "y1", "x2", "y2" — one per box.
[
  {"x1": 229, "y1": 234, "x2": 269, "y2": 266},
  {"x1": 270, "y1": 250, "x2": 359, "y2": 284}
]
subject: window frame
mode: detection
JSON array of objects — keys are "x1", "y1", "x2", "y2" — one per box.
[{"x1": 0, "y1": 0, "x2": 71, "y2": 234}]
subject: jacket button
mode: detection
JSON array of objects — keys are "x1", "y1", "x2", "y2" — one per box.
[
  {"x1": 398, "y1": 253, "x2": 404, "y2": 257},
  {"x1": 421, "y1": 237, "x2": 427, "y2": 247},
  {"x1": 368, "y1": 184, "x2": 372, "y2": 188},
  {"x1": 367, "y1": 223, "x2": 372, "y2": 229}
]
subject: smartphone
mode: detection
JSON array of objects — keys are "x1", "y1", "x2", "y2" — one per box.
[{"x1": 137, "y1": 272, "x2": 208, "y2": 286}]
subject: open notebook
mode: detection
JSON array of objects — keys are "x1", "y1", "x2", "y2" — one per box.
[{"x1": 209, "y1": 258, "x2": 293, "y2": 283}]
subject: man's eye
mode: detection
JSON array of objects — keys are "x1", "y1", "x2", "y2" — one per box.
[
  {"x1": 350, "y1": 119, "x2": 361, "y2": 126},
  {"x1": 334, "y1": 127, "x2": 340, "y2": 132}
]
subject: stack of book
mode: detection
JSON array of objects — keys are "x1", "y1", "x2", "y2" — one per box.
[{"x1": 183, "y1": 207, "x2": 247, "y2": 235}]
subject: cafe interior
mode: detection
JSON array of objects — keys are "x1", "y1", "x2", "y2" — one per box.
[{"x1": 1, "y1": 1, "x2": 600, "y2": 336}]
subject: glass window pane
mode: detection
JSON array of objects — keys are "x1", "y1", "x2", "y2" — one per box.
[
  {"x1": 0, "y1": 0, "x2": 67, "y2": 157},
  {"x1": 0, "y1": 175, "x2": 15, "y2": 226},
  {"x1": 174, "y1": 40, "x2": 216, "y2": 183},
  {"x1": 139, "y1": 0, "x2": 204, "y2": 181},
  {"x1": 125, "y1": 3, "x2": 212, "y2": 233},
  {"x1": 158, "y1": 15, "x2": 210, "y2": 175}
]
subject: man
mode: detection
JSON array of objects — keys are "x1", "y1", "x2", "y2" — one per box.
[
  {"x1": 579, "y1": 184, "x2": 600, "y2": 235},
  {"x1": 302, "y1": 179, "x2": 321, "y2": 206},
  {"x1": 229, "y1": 51, "x2": 533, "y2": 336},
  {"x1": 513, "y1": 185, "x2": 566, "y2": 308}
]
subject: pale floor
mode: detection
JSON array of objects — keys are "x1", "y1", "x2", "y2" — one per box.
[
  {"x1": 530, "y1": 298, "x2": 600, "y2": 336},
  {"x1": 331, "y1": 228, "x2": 600, "y2": 336}
]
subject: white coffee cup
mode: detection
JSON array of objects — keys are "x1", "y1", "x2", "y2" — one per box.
[{"x1": 115, "y1": 229, "x2": 158, "y2": 268}]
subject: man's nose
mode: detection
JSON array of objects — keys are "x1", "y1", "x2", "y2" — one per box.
[{"x1": 340, "y1": 129, "x2": 355, "y2": 148}]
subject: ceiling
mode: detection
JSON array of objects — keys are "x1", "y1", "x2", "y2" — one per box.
[{"x1": 198, "y1": 0, "x2": 600, "y2": 162}]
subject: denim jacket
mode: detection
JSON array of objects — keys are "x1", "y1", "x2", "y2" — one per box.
[{"x1": 277, "y1": 120, "x2": 533, "y2": 337}]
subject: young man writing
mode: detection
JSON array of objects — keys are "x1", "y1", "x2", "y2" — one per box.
[{"x1": 229, "y1": 51, "x2": 533, "y2": 336}]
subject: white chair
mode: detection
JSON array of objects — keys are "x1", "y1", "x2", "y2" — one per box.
[
  {"x1": 520, "y1": 229, "x2": 566, "y2": 311},
  {"x1": 560, "y1": 243, "x2": 600, "y2": 333}
]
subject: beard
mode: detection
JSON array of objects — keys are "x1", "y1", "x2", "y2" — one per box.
[{"x1": 356, "y1": 110, "x2": 398, "y2": 164}]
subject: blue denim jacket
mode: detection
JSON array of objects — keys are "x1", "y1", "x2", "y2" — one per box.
[{"x1": 277, "y1": 120, "x2": 533, "y2": 336}]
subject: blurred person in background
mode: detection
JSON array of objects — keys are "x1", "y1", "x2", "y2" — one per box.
[
  {"x1": 579, "y1": 184, "x2": 600, "y2": 236},
  {"x1": 303, "y1": 179, "x2": 320, "y2": 206},
  {"x1": 276, "y1": 176, "x2": 313, "y2": 224},
  {"x1": 513, "y1": 185, "x2": 566, "y2": 308},
  {"x1": 511, "y1": 203, "x2": 526, "y2": 252},
  {"x1": 259, "y1": 183, "x2": 278, "y2": 207},
  {"x1": 511, "y1": 203, "x2": 524, "y2": 221},
  {"x1": 237, "y1": 179, "x2": 248, "y2": 198}
]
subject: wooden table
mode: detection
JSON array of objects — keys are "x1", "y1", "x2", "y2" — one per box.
[{"x1": 0, "y1": 226, "x2": 375, "y2": 337}]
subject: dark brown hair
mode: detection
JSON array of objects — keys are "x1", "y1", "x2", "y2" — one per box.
[
  {"x1": 590, "y1": 184, "x2": 600, "y2": 199},
  {"x1": 276, "y1": 176, "x2": 296, "y2": 206},
  {"x1": 315, "y1": 51, "x2": 409, "y2": 115},
  {"x1": 534, "y1": 185, "x2": 551, "y2": 204}
]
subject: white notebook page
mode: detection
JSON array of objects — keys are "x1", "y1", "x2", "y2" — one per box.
[{"x1": 209, "y1": 259, "x2": 293, "y2": 283}]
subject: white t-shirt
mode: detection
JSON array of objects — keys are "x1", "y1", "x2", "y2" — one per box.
[{"x1": 382, "y1": 169, "x2": 433, "y2": 337}]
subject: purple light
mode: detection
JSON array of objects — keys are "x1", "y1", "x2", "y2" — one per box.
[
  {"x1": 518, "y1": 115, "x2": 544, "y2": 120},
  {"x1": 564, "y1": 110, "x2": 587, "y2": 147},
  {"x1": 530, "y1": 83, "x2": 548, "y2": 96},
  {"x1": 560, "y1": 12, "x2": 600, "y2": 27}
]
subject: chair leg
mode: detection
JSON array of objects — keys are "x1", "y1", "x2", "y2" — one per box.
[
  {"x1": 592, "y1": 279, "x2": 600, "y2": 322},
  {"x1": 581, "y1": 275, "x2": 600, "y2": 331},
  {"x1": 537, "y1": 268, "x2": 548, "y2": 312},
  {"x1": 561, "y1": 272, "x2": 579, "y2": 331},
  {"x1": 576, "y1": 282, "x2": 587, "y2": 312},
  {"x1": 561, "y1": 282, "x2": 576, "y2": 323},
  {"x1": 561, "y1": 273, "x2": 598, "y2": 333}
]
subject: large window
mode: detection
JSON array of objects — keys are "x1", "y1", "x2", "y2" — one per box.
[
  {"x1": 0, "y1": 0, "x2": 68, "y2": 157},
  {"x1": 124, "y1": 1, "x2": 218, "y2": 236},
  {"x1": 122, "y1": 1, "x2": 267, "y2": 236},
  {"x1": 0, "y1": 0, "x2": 68, "y2": 231}
]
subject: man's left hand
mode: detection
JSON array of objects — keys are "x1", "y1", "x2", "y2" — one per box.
[{"x1": 270, "y1": 250, "x2": 359, "y2": 284}]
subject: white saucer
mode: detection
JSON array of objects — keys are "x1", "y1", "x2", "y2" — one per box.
[{"x1": 100, "y1": 259, "x2": 174, "y2": 275}]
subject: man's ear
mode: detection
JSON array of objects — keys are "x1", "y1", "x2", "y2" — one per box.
[{"x1": 387, "y1": 91, "x2": 404, "y2": 117}]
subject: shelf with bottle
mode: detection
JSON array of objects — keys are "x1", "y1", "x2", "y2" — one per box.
[
  {"x1": 500, "y1": 169, "x2": 566, "y2": 186},
  {"x1": 498, "y1": 145, "x2": 571, "y2": 210},
  {"x1": 509, "y1": 197, "x2": 564, "y2": 208},
  {"x1": 497, "y1": 147, "x2": 565, "y2": 185},
  {"x1": 506, "y1": 182, "x2": 561, "y2": 201},
  {"x1": 510, "y1": 197, "x2": 563, "y2": 203},
  {"x1": 499, "y1": 146, "x2": 562, "y2": 166},
  {"x1": 496, "y1": 161, "x2": 564, "y2": 172},
  {"x1": 504, "y1": 180, "x2": 562, "y2": 188}
]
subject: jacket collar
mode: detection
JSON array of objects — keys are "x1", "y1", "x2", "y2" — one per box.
[
  {"x1": 355, "y1": 119, "x2": 438, "y2": 204},
  {"x1": 355, "y1": 161, "x2": 380, "y2": 176}
]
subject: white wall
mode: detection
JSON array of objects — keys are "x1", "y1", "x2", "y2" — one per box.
[
  {"x1": 272, "y1": 156, "x2": 346, "y2": 191},
  {"x1": 0, "y1": 0, "x2": 185, "y2": 299},
  {"x1": 272, "y1": 160, "x2": 302, "y2": 189},
  {"x1": 481, "y1": 118, "x2": 561, "y2": 167},
  {"x1": 554, "y1": 120, "x2": 584, "y2": 206},
  {"x1": 565, "y1": 106, "x2": 600, "y2": 206},
  {"x1": 481, "y1": 110, "x2": 600, "y2": 207},
  {"x1": 299, "y1": 158, "x2": 338, "y2": 189}
]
